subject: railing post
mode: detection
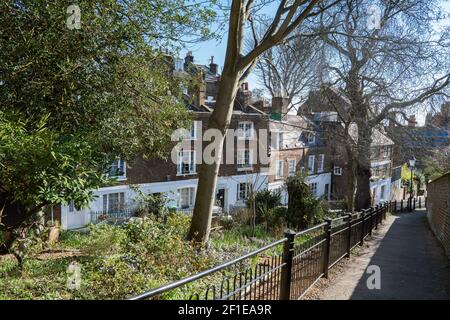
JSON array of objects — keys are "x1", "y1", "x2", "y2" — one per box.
[
  {"x1": 400, "y1": 199, "x2": 404, "y2": 212},
  {"x1": 413, "y1": 197, "x2": 416, "y2": 211},
  {"x1": 374, "y1": 205, "x2": 379, "y2": 230},
  {"x1": 394, "y1": 200, "x2": 397, "y2": 213},
  {"x1": 419, "y1": 197, "x2": 422, "y2": 209},
  {"x1": 346, "y1": 213, "x2": 352, "y2": 258},
  {"x1": 323, "y1": 219, "x2": 332, "y2": 279},
  {"x1": 360, "y1": 210, "x2": 366, "y2": 245},
  {"x1": 384, "y1": 202, "x2": 387, "y2": 220},
  {"x1": 425, "y1": 196, "x2": 427, "y2": 208},
  {"x1": 280, "y1": 229, "x2": 295, "y2": 300},
  {"x1": 369, "y1": 207, "x2": 374, "y2": 236}
]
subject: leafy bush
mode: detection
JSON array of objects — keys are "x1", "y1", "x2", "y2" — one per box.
[
  {"x1": 130, "y1": 185, "x2": 168, "y2": 218},
  {"x1": 247, "y1": 189, "x2": 282, "y2": 224},
  {"x1": 286, "y1": 174, "x2": 328, "y2": 230}
]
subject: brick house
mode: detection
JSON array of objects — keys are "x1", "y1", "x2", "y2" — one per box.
[
  {"x1": 261, "y1": 96, "x2": 333, "y2": 204},
  {"x1": 60, "y1": 53, "x2": 270, "y2": 229}
]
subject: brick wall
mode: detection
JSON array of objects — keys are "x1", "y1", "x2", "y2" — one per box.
[{"x1": 427, "y1": 171, "x2": 450, "y2": 257}]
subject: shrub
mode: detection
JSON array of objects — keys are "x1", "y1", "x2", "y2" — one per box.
[
  {"x1": 247, "y1": 189, "x2": 282, "y2": 224},
  {"x1": 286, "y1": 174, "x2": 328, "y2": 230}
]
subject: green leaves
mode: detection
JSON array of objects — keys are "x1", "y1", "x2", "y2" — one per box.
[{"x1": 0, "y1": 1, "x2": 215, "y2": 213}]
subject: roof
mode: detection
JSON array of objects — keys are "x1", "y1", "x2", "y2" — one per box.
[{"x1": 348, "y1": 123, "x2": 394, "y2": 146}]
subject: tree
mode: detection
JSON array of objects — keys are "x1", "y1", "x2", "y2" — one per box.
[
  {"x1": 423, "y1": 148, "x2": 450, "y2": 181},
  {"x1": 297, "y1": 0, "x2": 450, "y2": 210},
  {"x1": 187, "y1": 0, "x2": 339, "y2": 243},
  {"x1": 254, "y1": 29, "x2": 322, "y2": 111},
  {"x1": 0, "y1": 0, "x2": 216, "y2": 253}
]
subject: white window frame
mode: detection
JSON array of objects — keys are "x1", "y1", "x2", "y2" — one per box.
[
  {"x1": 68, "y1": 201, "x2": 75, "y2": 213},
  {"x1": 309, "y1": 182, "x2": 318, "y2": 196},
  {"x1": 237, "y1": 183, "x2": 251, "y2": 201},
  {"x1": 333, "y1": 166, "x2": 342, "y2": 176},
  {"x1": 177, "y1": 150, "x2": 196, "y2": 175},
  {"x1": 380, "y1": 185, "x2": 386, "y2": 200},
  {"x1": 307, "y1": 133, "x2": 316, "y2": 145},
  {"x1": 178, "y1": 187, "x2": 195, "y2": 209},
  {"x1": 102, "y1": 192, "x2": 125, "y2": 213},
  {"x1": 238, "y1": 121, "x2": 254, "y2": 140},
  {"x1": 109, "y1": 159, "x2": 126, "y2": 180},
  {"x1": 288, "y1": 159, "x2": 296, "y2": 176},
  {"x1": 278, "y1": 132, "x2": 284, "y2": 150},
  {"x1": 318, "y1": 154, "x2": 325, "y2": 173},
  {"x1": 276, "y1": 160, "x2": 284, "y2": 178},
  {"x1": 237, "y1": 149, "x2": 253, "y2": 170},
  {"x1": 308, "y1": 155, "x2": 315, "y2": 174}
]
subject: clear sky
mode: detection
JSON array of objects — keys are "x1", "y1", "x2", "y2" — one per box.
[{"x1": 182, "y1": 1, "x2": 450, "y2": 125}]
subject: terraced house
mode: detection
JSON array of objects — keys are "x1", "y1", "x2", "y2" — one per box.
[{"x1": 57, "y1": 53, "x2": 271, "y2": 230}]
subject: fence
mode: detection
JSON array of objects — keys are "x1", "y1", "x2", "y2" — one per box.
[
  {"x1": 129, "y1": 198, "x2": 424, "y2": 300},
  {"x1": 90, "y1": 209, "x2": 135, "y2": 225}
]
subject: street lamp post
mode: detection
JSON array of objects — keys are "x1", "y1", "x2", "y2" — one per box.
[{"x1": 408, "y1": 157, "x2": 416, "y2": 212}]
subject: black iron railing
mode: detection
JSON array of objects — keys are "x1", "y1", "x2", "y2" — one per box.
[
  {"x1": 129, "y1": 197, "x2": 425, "y2": 300},
  {"x1": 90, "y1": 209, "x2": 135, "y2": 224}
]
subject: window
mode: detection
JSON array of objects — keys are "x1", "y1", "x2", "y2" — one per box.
[
  {"x1": 174, "y1": 58, "x2": 184, "y2": 71},
  {"x1": 324, "y1": 183, "x2": 329, "y2": 198},
  {"x1": 288, "y1": 159, "x2": 296, "y2": 176},
  {"x1": 383, "y1": 147, "x2": 389, "y2": 158},
  {"x1": 188, "y1": 122, "x2": 197, "y2": 140},
  {"x1": 103, "y1": 192, "x2": 125, "y2": 213},
  {"x1": 237, "y1": 183, "x2": 252, "y2": 200},
  {"x1": 177, "y1": 150, "x2": 196, "y2": 175},
  {"x1": 237, "y1": 149, "x2": 252, "y2": 169},
  {"x1": 333, "y1": 166, "x2": 342, "y2": 176},
  {"x1": 309, "y1": 182, "x2": 318, "y2": 196},
  {"x1": 68, "y1": 201, "x2": 75, "y2": 213},
  {"x1": 238, "y1": 121, "x2": 254, "y2": 140},
  {"x1": 318, "y1": 154, "x2": 325, "y2": 173},
  {"x1": 109, "y1": 159, "x2": 126, "y2": 179},
  {"x1": 276, "y1": 160, "x2": 284, "y2": 178},
  {"x1": 380, "y1": 185, "x2": 386, "y2": 200},
  {"x1": 178, "y1": 187, "x2": 195, "y2": 209},
  {"x1": 308, "y1": 155, "x2": 315, "y2": 173},
  {"x1": 277, "y1": 132, "x2": 284, "y2": 149},
  {"x1": 307, "y1": 133, "x2": 316, "y2": 145}
]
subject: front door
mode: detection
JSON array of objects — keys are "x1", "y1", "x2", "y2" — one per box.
[{"x1": 215, "y1": 188, "x2": 225, "y2": 210}]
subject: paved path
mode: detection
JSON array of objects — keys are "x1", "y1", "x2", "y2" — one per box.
[{"x1": 318, "y1": 209, "x2": 450, "y2": 300}]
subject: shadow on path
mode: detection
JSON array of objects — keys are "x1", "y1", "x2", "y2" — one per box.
[{"x1": 350, "y1": 209, "x2": 450, "y2": 300}]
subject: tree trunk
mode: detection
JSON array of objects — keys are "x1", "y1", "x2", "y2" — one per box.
[
  {"x1": 354, "y1": 124, "x2": 372, "y2": 210},
  {"x1": 187, "y1": 73, "x2": 240, "y2": 243},
  {"x1": 345, "y1": 145, "x2": 357, "y2": 212}
]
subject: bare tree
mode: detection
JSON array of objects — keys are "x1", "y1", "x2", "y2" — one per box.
[
  {"x1": 254, "y1": 30, "x2": 322, "y2": 111},
  {"x1": 298, "y1": 0, "x2": 450, "y2": 210},
  {"x1": 188, "y1": 0, "x2": 339, "y2": 243}
]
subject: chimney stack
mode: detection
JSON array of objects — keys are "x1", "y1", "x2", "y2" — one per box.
[
  {"x1": 236, "y1": 82, "x2": 252, "y2": 108},
  {"x1": 209, "y1": 56, "x2": 218, "y2": 75},
  {"x1": 184, "y1": 51, "x2": 194, "y2": 66},
  {"x1": 407, "y1": 115, "x2": 417, "y2": 127},
  {"x1": 271, "y1": 95, "x2": 289, "y2": 120}
]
